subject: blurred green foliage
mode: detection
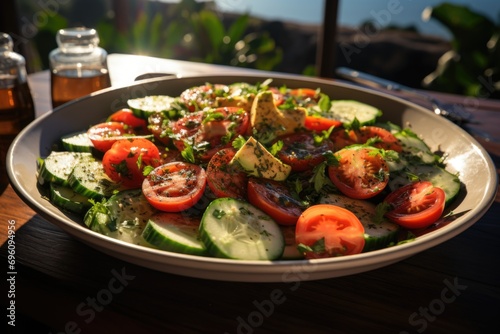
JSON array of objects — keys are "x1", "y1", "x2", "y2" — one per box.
[
  {"x1": 423, "y1": 3, "x2": 500, "y2": 98},
  {"x1": 31, "y1": 0, "x2": 282, "y2": 72}
]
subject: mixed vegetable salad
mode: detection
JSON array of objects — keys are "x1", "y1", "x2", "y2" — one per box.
[{"x1": 37, "y1": 79, "x2": 461, "y2": 261}]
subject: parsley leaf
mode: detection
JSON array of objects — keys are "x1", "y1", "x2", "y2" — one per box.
[
  {"x1": 181, "y1": 144, "x2": 195, "y2": 163},
  {"x1": 269, "y1": 140, "x2": 284, "y2": 156}
]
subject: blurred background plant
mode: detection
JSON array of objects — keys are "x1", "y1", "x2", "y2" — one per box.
[
  {"x1": 9, "y1": 0, "x2": 500, "y2": 99},
  {"x1": 19, "y1": 0, "x2": 282, "y2": 73},
  {"x1": 422, "y1": 2, "x2": 500, "y2": 98}
]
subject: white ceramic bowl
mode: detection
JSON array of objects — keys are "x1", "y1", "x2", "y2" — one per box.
[{"x1": 7, "y1": 73, "x2": 497, "y2": 282}]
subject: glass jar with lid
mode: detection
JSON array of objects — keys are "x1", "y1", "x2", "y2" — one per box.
[
  {"x1": 49, "y1": 27, "x2": 111, "y2": 108},
  {"x1": 1, "y1": 32, "x2": 35, "y2": 187}
]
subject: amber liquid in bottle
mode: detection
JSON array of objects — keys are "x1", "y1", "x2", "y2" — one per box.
[
  {"x1": 51, "y1": 67, "x2": 111, "y2": 108},
  {"x1": 0, "y1": 81, "x2": 35, "y2": 187}
]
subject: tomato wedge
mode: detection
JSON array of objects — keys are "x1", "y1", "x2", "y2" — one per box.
[
  {"x1": 384, "y1": 181, "x2": 446, "y2": 229},
  {"x1": 330, "y1": 126, "x2": 402, "y2": 152},
  {"x1": 171, "y1": 107, "x2": 249, "y2": 161},
  {"x1": 304, "y1": 116, "x2": 342, "y2": 132},
  {"x1": 295, "y1": 204, "x2": 365, "y2": 259},
  {"x1": 206, "y1": 148, "x2": 248, "y2": 199},
  {"x1": 247, "y1": 178, "x2": 303, "y2": 225},
  {"x1": 87, "y1": 121, "x2": 145, "y2": 152},
  {"x1": 328, "y1": 147, "x2": 389, "y2": 199},
  {"x1": 147, "y1": 112, "x2": 172, "y2": 146},
  {"x1": 180, "y1": 84, "x2": 228, "y2": 111},
  {"x1": 107, "y1": 108, "x2": 148, "y2": 130},
  {"x1": 142, "y1": 162, "x2": 207, "y2": 212},
  {"x1": 276, "y1": 132, "x2": 334, "y2": 172},
  {"x1": 103, "y1": 138, "x2": 161, "y2": 188}
]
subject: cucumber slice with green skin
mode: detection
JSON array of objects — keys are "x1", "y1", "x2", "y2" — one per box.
[
  {"x1": 142, "y1": 213, "x2": 207, "y2": 256},
  {"x1": 389, "y1": 164, "x2": 461, "y2": 205},
  {"x1": 68, "y1": 160, "x2": 122, "y2": 200},
  {"x1": 327, "y1": 100, "x2": 382, "y2": 125},
  {"x1": 127, "y1": 95, "x2": 186, "y2": 119},
  {"x1": 395, "y1": 130, "x2": 439, "y2": 165},
  {"x1": 38, "y1": 151, "x2": 94, "y2": 186},
  {"x1": 50, "y1": 183, "x2": 92, "y2": 214},
  {"x1": 319, "y1": 193, "x2": 400, "y2": 252},
  {"x1": 61, "y1": 131, "x2": 94, "y2": 152},
  {"x1": 199, "y1": 198, "x2": 285, "y2": 260},
  {"x1": 84, "y1": 189, "x2": 157, "y2": 245}
]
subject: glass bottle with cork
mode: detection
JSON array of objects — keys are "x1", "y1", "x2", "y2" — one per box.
[
  {"x1": 49, "y1": 27, "x2": 111, "y2": 108},
  {"x1": 0, "y1": 32, "x2": 35, "y2": 188}
]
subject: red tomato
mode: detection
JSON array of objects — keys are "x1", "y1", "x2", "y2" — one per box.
[
  {"x1": 289, "y1": 88, "x2": 318, "y2": 99},
  {"x1": 107, "y1": 108, "x2": 148, "y2": 130},
  {"x1": 148, "y1": 112, "x2": 172, "y2": 146},
  {"x1": 180, "y1": 84, "x2": 228, "y2": 111},
  {"x1": 384, "y1": 181, "x2": 446, "y2": 229},
  {"x1": 87, "y1": 122, "x2": 137, "y2": 152},
  {"x1": 102, "y1": 138, "x2": 161, "y2": 188},
  {"x1": 206, "y1": 148, "x2": 248, "y2": 199},
  {"x1": 276, "y1": 132, "x2": 334, "y2": 172},
  {"x1": 171, "y1": 107, "x2": 249, "y2": 162},
  {"x1": 295, "y1": 204, "x2": 365, "y2": 259},
  {"x1": 247, "y1": 178, "x2": 303, "y2": 225},
  {"x1": 330, "y1": 126, "x2": 402, "y2": 152},
  {"x1": 268, "y1": 87, "x2": 285, "y2": 106},
  {"x1": 328, "y1": 147, "x2": 389, "y2": 199},
  {"x1": 304, "y1": 116, "x2": 342, "y2": 132},
  {"x1": 142, "y1": 162, "x2": 207, "y2": 212}
]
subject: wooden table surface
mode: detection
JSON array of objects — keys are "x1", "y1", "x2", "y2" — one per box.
[{"x1": 1, "y1": 54, "x2": 499, "y2": 334}]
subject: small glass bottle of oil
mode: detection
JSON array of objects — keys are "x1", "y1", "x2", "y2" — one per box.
[
  {"x1": 49, "y1": 27, "x2": 111, "y2": 108},
  {"x1": 0, "y1": 32, "x2": 35, "y2": 188}
]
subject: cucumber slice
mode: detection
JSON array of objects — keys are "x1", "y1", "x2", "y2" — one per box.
[
  {"x1": 395, "y1": 130, "x2": 438, "y2": 164},
  {"x1": 84, "y1": 189, "x2": 157, "y2": 245},
  {"x1": 319, "y1": 193, "x2": 400, "y2": 252},
  {"x1": 199, "y1": 198, "x2": 285, "y2": 260},
  {"x1": 61, "y1": 131, "x2": 94, "y2": 152},
  {"x1": 50, "y1": 183, "x2": 92, "y2": 214},
  {"x1": 127, "y1": 95, "x2": 186, "y2": 119},
  {"x1": 68, "y1": 160, "x2": 121, "y2": 200},
  {"x1": 38, "y1": 151, "x2": 94, "y2": 186},
  {"x1": 280, "y1": 225, "x2": 303, "y2": 260},
  {"x1": 142, "y1": 213, "x2": 207, "y2": 256},
  {"x1": 389, "y1": 164, "x2": 461, "y2": 205},
  {"x1": 328, "y1": 100, "x2": 382, "y2": 125}
]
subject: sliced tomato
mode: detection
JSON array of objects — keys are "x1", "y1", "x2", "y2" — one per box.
[
  {"x1": 304, "y1": 116, "x2": 342, "y2": 132},
  {"x1": 87, "y1": 122, "x2": 138, "y2": 152},
  {"x1": 330, "y1": 126, "x2": 402, "y2": 152},
  {"x1": 295, "y1": 204, "x2": 365, "y2": 259},
  {"x1": 268, "y1": 87, "x2": 285, "y2": 106},
  {"x1": 171, "y1": 107, "x2": 249, "y2": 162},
  {"x1": 289, "y1": 88, "x2": 318, "y2": 99},
  {"x1": 147, "y1": 112, "x2": 172, "y2": 146},
  {"x1": 384, "y1": 181, "x2": 446, "y2": 229},
  {"x1": 142, "y1": 162, "x2": 207, "y2": 212},
  {"x1": 107, "y1": 108, "x2": 148, "y2": 130},
  {"x1": 206, "y1": 148, "x2": 248, "y2": 199},
  {"x1": 247, "y1": 178, "x2": 303, "y2": 225},
  {"x1": 102, "y1": 138, "x2": 161, "y2": 188},
  {"x1": 180, "y1": 84, "x2": 228, "y2": 111},
  {"x1": 328, "y1": 147, "x2": 389, "y2": 199},
  {"x1": 276, "y1": 132, "x2": 334, "y2": 172}
]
